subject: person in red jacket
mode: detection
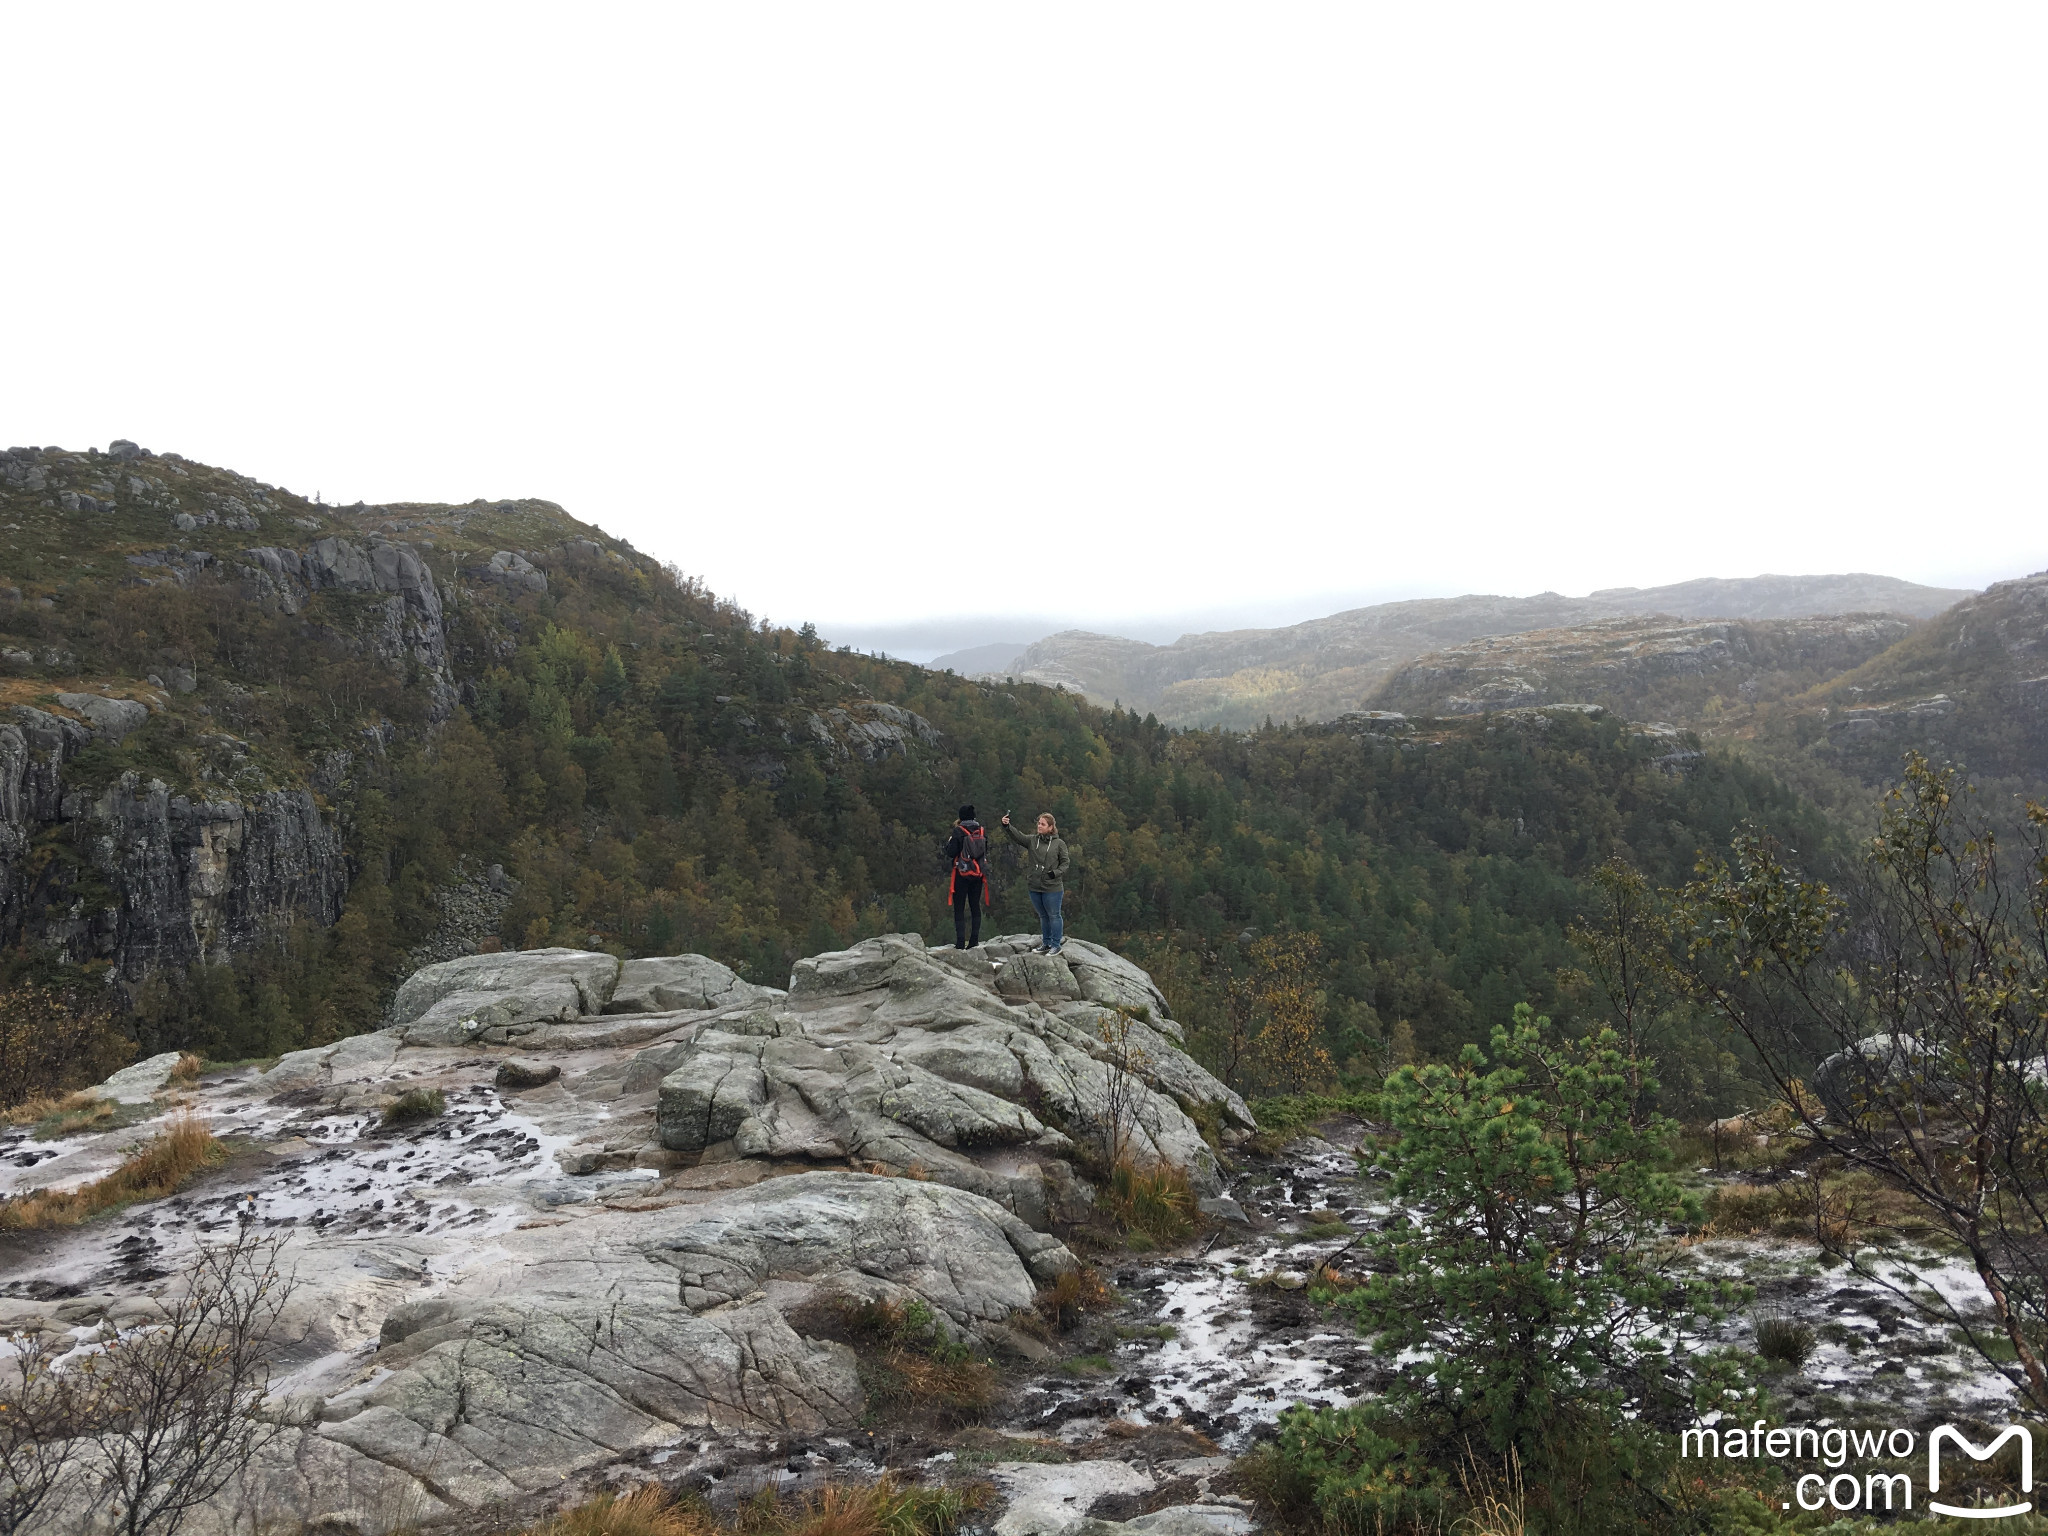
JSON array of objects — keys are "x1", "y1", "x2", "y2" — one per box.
[{"x1": 943, "y1": 805, "x2": 990, "y2": 949}]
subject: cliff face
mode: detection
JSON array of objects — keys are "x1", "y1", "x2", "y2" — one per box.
[
  {"x1": 0, "y1": 441, "x2": 579, "y2": 982},
  {"x1": 238, "y1": 536, "x2": 457, "y2": 719},
  {"x1": 0, "y1": 704, "x2": 348, "y2": 977}
]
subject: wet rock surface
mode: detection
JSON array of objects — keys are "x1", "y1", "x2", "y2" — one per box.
[
  {"x1": 6, "y1": 935, "x2": 2026, "y2": 1535},
  {"x1": 0, "y1": 935, "x2": 1243, "y2": 1534}
]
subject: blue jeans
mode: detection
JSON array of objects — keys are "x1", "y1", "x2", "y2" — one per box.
[{"x1": 1029, "y1": 889, "x2": 1064, "y2": 951}]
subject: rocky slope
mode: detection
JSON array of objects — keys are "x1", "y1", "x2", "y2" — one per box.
[
  {"x1": 8, "y1": 935, "x2": 2028, "y2": 1536},
  {"x1": 1, "y1": 933, "x2": 1249, "y2": 1534},
  {"x1": 1796, "y1": 570, "x2": 2048, "y2": 789},
  {"x1": 1367, "y1": 613, "x2": 1915, "y2": 730},
  {"x1": 970, "y1": 575, "x2": 1972, "y2": 727}
]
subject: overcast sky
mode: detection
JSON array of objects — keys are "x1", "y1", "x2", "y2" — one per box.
[{"x1": 6, "y1": 6, "x2": 2044, "y2": 659}]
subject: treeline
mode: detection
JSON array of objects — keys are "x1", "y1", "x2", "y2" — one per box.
[{"x1": 30, "y1": 550, "x2": 1830, "y2": 1116}]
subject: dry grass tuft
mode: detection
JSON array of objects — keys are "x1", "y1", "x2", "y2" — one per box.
[
  {"x1": 1753, "y1": 1314, "x2": 1818, "y2": 1367},
  {"x1": 1034, "y1": 1266, "x2": 1113, "y2": 1332},
  {"x1": 1455, "y1": 1448, "x2": 1526, "y2": 1536},
  {"x1": 1104, "y1": 1160, "x2": 1197, "y2": 1245},
  {"x1": 1308, "y1": 1260, "x2": 1359, "y2": 1294},
  {"x1": 521, "y1": 1478, "x2": 984, "y2": 1536},
  {"x1": 875, "y1": 1349, "x2": 996, "y2": 1420},
  {"x1": 2, "y1": 1090, "x2": 117, "y2": 1136},
  {"x1": 0, "y1": 1116, "x2": 226, "y2": 1229},
  {"x1": 170, "y1": 1052, "x2": 205, "y2": 1084},
  {"x1": 0, "y1": 1092, "x2": 69, "y2": 1128},
  {"x1": 1701, "y1": 1166, "x2": 1929, "y2": 1251},
  {"x1": 764, "y1": 1476, "x2": 985, "y2": 1536},
  {"x1": 529, "y1": 1485, "x2": 716, "y2": 1536}
]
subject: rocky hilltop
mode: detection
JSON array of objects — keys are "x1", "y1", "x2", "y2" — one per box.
[
  {"x1": 1369, "y1": 613, "x2": 1914, "y2": 730},
  {"x1": 0, "y1": 441, "x2": 944, "y2": 989},
  {"x1": 962, "y1": 574, "x2": 1972, "y2": 728},
  {"x1": 1, "y1": 933, "x2": 1251, "y2": 1534}
]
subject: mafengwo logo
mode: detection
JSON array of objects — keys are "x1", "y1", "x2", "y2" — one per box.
[
  {"x1": 1682, "y1": 1419, "x2": 2034, "y2": 1517},
  {"x1": 1930, "y1": 1425, "x2": 2033, "y2": 1520}
]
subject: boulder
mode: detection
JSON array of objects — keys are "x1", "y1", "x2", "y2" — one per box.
[
  {"x1": 245, "y1": 1030, "x2": 401, "y2": 1094},
  {"x1": 303, "y1": 536, "x2": 377, "y2": 590},
  {"x1": 1811, "y1": 1032, "x2": 1943, "y2": 1121},
  {"x1": 55, "y1": 691, "x2": 150, "y2": 742},
  {"x1": 645, "y1": 1169, "x2": 1074, "y2": 1327},
  {"x1": 607, "y1": 952, "x2": 783, "y2": 1014},
  {"x1": 84, "y1": 1050, "x2": 185, "y2": 1103},
  {"x1": 495, "y1": 1056, "x2": 561, "y2": 1089},
  {"x1": 387, "y1": 949, "x2": 620, "y2": 1046},
  {"x1": 483, "y1": 550, "x2": 548, "y2": 593}
]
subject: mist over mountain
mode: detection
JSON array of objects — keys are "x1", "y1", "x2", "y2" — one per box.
[{"x1": 927, "y1": 640, "x2": 1035, "y2": 675}]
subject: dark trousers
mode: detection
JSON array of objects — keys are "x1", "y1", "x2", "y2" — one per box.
[{"x1": 952, "y1": 877, "x2": 984, "y2": 948}]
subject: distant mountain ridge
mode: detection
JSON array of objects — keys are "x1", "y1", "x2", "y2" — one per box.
[
  {"x1": 1579, "y1": 573, "x2": 1970, "y2": 622},
  {"x1": 941, "y1": 573, "x2": 1975, "y2": 727},
  {"x1": 928, "y1": 640, "x2": 1033, "y2": 675}
]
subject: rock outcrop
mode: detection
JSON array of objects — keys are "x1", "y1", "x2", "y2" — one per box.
[
  {"x1": 234, "y1": 536, "x2": 457, "y2": 719},
  {"x1": 2, "y1": 934, "x2": 1249, "y2": 1536},
  {"x1": 651, "y1": 934, "x2": 1244, "y2": 1214},
  {"x1": 387, "y1": 947, "x2": 631, "y2": 1046}
]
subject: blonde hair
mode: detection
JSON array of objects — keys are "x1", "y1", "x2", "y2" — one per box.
[{"x1": 1037, "y1": 812, "x2": 1059, "y2": 835}]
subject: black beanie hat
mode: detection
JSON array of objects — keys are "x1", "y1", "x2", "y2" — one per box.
[{"x1": 958, "y1": 804, "x2": 976, "y2": 821}]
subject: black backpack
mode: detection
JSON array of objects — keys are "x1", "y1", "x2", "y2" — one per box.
[{"x1": 954, "y1": 821, "x2": 987, "y2": 877}]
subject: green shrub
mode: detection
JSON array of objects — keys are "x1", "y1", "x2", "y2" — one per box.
[
  {"x1": 1248, "y1": 1089, "x2": 1384, "y2": 1135},
  {"x1": 1752, "y1": 1314, "x2": 1817, "y2": 1368},
  {"x1": 1333, "y1": 1004, "x2": 1735, "y2": 1457},
  {"x1": 1266, "y1": 1403, "x2": 1452, "y2": 1532}
]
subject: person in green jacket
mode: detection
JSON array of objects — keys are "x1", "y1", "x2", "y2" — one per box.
[{"x1": 1001, "y1": 810, "x2": 1070, "y2": 953}]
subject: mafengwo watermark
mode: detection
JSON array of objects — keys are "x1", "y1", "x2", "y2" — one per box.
[{"x1": 1683, "y1": 1418, "x2": 2035, "y2": 1518}]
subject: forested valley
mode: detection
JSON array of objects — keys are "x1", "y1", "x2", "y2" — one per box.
[{"x1": 0, "y1": 447, "x2": 1835, "y2": 1117}]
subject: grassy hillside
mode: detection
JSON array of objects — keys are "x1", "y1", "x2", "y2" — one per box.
[{"x1": 2, "y1": 442, "x2": 1837, "y2": 1116}]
